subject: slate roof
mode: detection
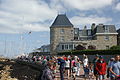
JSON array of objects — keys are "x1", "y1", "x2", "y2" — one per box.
[
  {"x1": 79, "y1": 29, "x2": 91, "y2": 36},
  {"x1": 51, "y1": 14, "x2": 73, "y2": 27},
  {"x1": 95, "y1": 24, "x2": 117, "y2": 33}
]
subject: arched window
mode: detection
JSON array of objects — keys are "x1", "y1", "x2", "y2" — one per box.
[
  {"x1": 88, "y1": 45, "x2": 96, "y2": 50},
  {"x1": 75, "y1": 45, "x2": 86, "y2": 50}
]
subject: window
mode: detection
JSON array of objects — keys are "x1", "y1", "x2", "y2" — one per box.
[
  {"x1": 69, "y1": 44, "x2": 73, "y2": 49},
  {"x1": 71, "y1": 30, "x2": 73, "y2": 34},
  {"x1": 104, "y1": 26, "x2": 109, "y2": 33},
  {"x1": 106, "y1": 45, "x2": 109, "y2": 49},
  {"x1": 65, "y1": 44, "x2": 68, "y2": 50},
  {"x1": 60, "y1": 29, "x2": 64, "y2": 34},
  {"x1": 74, "y1": 37, "x2": 78, "y2": 40},
  {"x1": 61, "y1": 45, "x2": 64, "y2": 50},
  {"x1": 88, "y1": 30, "x2": 91, "y2": 36},
  {"x1": 105, "y1": 36, "x2": 109, "y2": 40},
  {"x1": 60, "y1": 36, "x2": 64, "y2": 42},
  {"x1": 79, "y1": 30, "x2": 82, "y2": 36},
  {"x1": 75, "y1": 31, "x2": 77, "y2": 34}
]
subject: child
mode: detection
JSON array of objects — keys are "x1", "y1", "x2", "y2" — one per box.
[
  {"x1": 89, "y1": 62, "x2": 94, "y2": 79},
  {"x1": 84, "y1": 65, "x2": 90, "y2": 79}
]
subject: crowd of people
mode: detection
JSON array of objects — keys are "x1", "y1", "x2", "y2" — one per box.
[{"x1": 17, "y1": 54, "x2": 120, "y2": 80}]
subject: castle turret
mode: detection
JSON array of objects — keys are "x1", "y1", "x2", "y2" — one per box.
[{"x1": 50, "y1": 14, "x2": 74, "y2": 54}]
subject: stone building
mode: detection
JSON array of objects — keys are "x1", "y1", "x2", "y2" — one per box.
[{"x1": 50, "y1": 14, "x2": 118, "y2": 54}]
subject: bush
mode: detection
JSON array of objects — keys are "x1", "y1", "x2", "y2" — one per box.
[
  {"x1": 58, "y1": 50, "x2": 120, "y2": 55},
  {"x1": 110, "y1": 46, "x2": 120, "y2": 50}
]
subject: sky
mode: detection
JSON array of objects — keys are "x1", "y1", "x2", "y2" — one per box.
[{"x1": 0, "y1": 0, "x2": 120, "y2": 58}]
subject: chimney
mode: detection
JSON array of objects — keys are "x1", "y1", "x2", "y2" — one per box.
[
  {"x1": 84, "y1": 25, "x2": 87, "y2": 30},
  {"x1": 91, "y1": 23, "x2": 96, "y2": 31}
]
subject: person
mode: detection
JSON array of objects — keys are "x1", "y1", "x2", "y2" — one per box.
[
  {"x1": 93, "y1": 54, "x2": 99, "y2": 80},
  {"x1": 83, "y1": 55, "x2": 89, "y2": 76},
  {"x1": 71, "y1": 56, "x2": 77, "y2": 80},
  {"x1": 42, "y1": 58, "x2": 47, "y2": 65},
  {"x1": 65, "y1": 57, "x2": 70, "y2": 79},
  {"x1": 57, "y1": 57, "x2": 65, "y2": 80},
  {"x1": 84, "y1": 65, "x2": 90, "y2": 79},
  {"x1": 89, "y1": 62, "x2": 94, "y2": 79},
  {"x1": 41, "y1": 63, "x2": 55, "y2": 80},
  {"x1": 83, "y1": 56, "x2": 88, "y2": 68},
  {"x1": 75, "y1": 58, "x2": 81, "y2": 76},
  {"x1": 107, "y1": 58, "x2": 115, "y2": 79},
  {"x1": 96, "y1": 56, "x2": 106, "y2": 80},
  {"x1": 110, "y1": 55, "x2": 120, "y2": 80}
]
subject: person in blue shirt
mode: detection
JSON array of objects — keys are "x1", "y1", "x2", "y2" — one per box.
[
  {"x1": 110, "y1": 55, "x2": 120, "y2": 80},
  {"x1": 57, "y1": 57, "x2": 65, "y2": 80}
]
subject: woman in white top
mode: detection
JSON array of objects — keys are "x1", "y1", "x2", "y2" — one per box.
[
  {"x1": 65, "y1": 58, "x2": 70, "y2": 79},
  {"x1": 83, "y1": 56, "x2": 88, "y2": 67},
  {"x1": 83, "y1": 55, "x2": 89, "y2": 77}
]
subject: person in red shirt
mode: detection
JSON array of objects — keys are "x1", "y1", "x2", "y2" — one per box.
[
  {"x1": 96, "y1": 56, "x2": 106, "y2": 80},
  {"x1": 63, "y1": 55, "x2": 67, "y2": 61}
]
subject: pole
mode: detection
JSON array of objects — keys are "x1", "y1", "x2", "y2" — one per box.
[{"x1": 4, "y1": 38, "x2": 6, "y2": 57}]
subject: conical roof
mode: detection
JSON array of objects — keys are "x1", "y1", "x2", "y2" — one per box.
[{"x1": 51, "y1": 14, "x2": 73, "y2": 27}]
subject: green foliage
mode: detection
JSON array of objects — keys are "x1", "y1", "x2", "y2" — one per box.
[
  {"x1": 110, "y1": 46, "x2": 120, "y2": 50},
  {"x1": 58, "y1": 50, "x2": 120, "y2": 55}
]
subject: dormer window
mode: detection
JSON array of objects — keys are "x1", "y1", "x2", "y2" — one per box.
[
  {"x1": 75, "y1": 31, "x2": 77, "y2": 34},
  {"x1": 104, "y1": 26, "x2": 109, "y2": 33}
]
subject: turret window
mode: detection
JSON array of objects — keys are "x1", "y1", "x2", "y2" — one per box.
[
  {"x1": 60, "y1": 36, "x2": 64, "y2": 42},
  {"x1": 60, "y1": 29, "x2": 64, "y2": 34}
]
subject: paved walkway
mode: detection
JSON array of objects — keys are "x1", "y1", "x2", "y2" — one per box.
[{"x1": 54, "y1": 66, "x2": 109, "y2": 80}]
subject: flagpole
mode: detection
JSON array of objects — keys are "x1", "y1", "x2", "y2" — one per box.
[{"x1": 4, "y1": 37, "x2": 6, "y2": 57}]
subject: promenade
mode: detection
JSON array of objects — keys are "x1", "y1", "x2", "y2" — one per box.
[{"x1": 54, "y1": 66, "x2": 109, "y2": 80}]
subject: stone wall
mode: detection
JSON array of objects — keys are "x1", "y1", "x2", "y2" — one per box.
[
  {"x1": 93, "y1": 34, "x2": 117, "y2": 49},
  {"x1": 50, "y1": 27, "x2": 74, "y2": 54}
]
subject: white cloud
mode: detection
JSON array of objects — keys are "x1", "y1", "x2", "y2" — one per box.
[
  {"x1": 115, "y1": 3, "x2": 120, "y2": 11},
  {"x1": 0, "y1": 0, "x2": 115, "y2": 34},
  {"x1": 0, "y1": 0, "x2": 57, "y2": 34},
  {"x1": 23, "y1": 24, "x2": 49, "y2": 32},
  {"x1": 70, "y1": 15, "x2": 112, "y2": 28},
  {"x1": 49, "y1": 0, "x2": 66, "y2": 13},
  {"x1": 62, "y1": 0, "x2": 113, "y2": 10}
]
